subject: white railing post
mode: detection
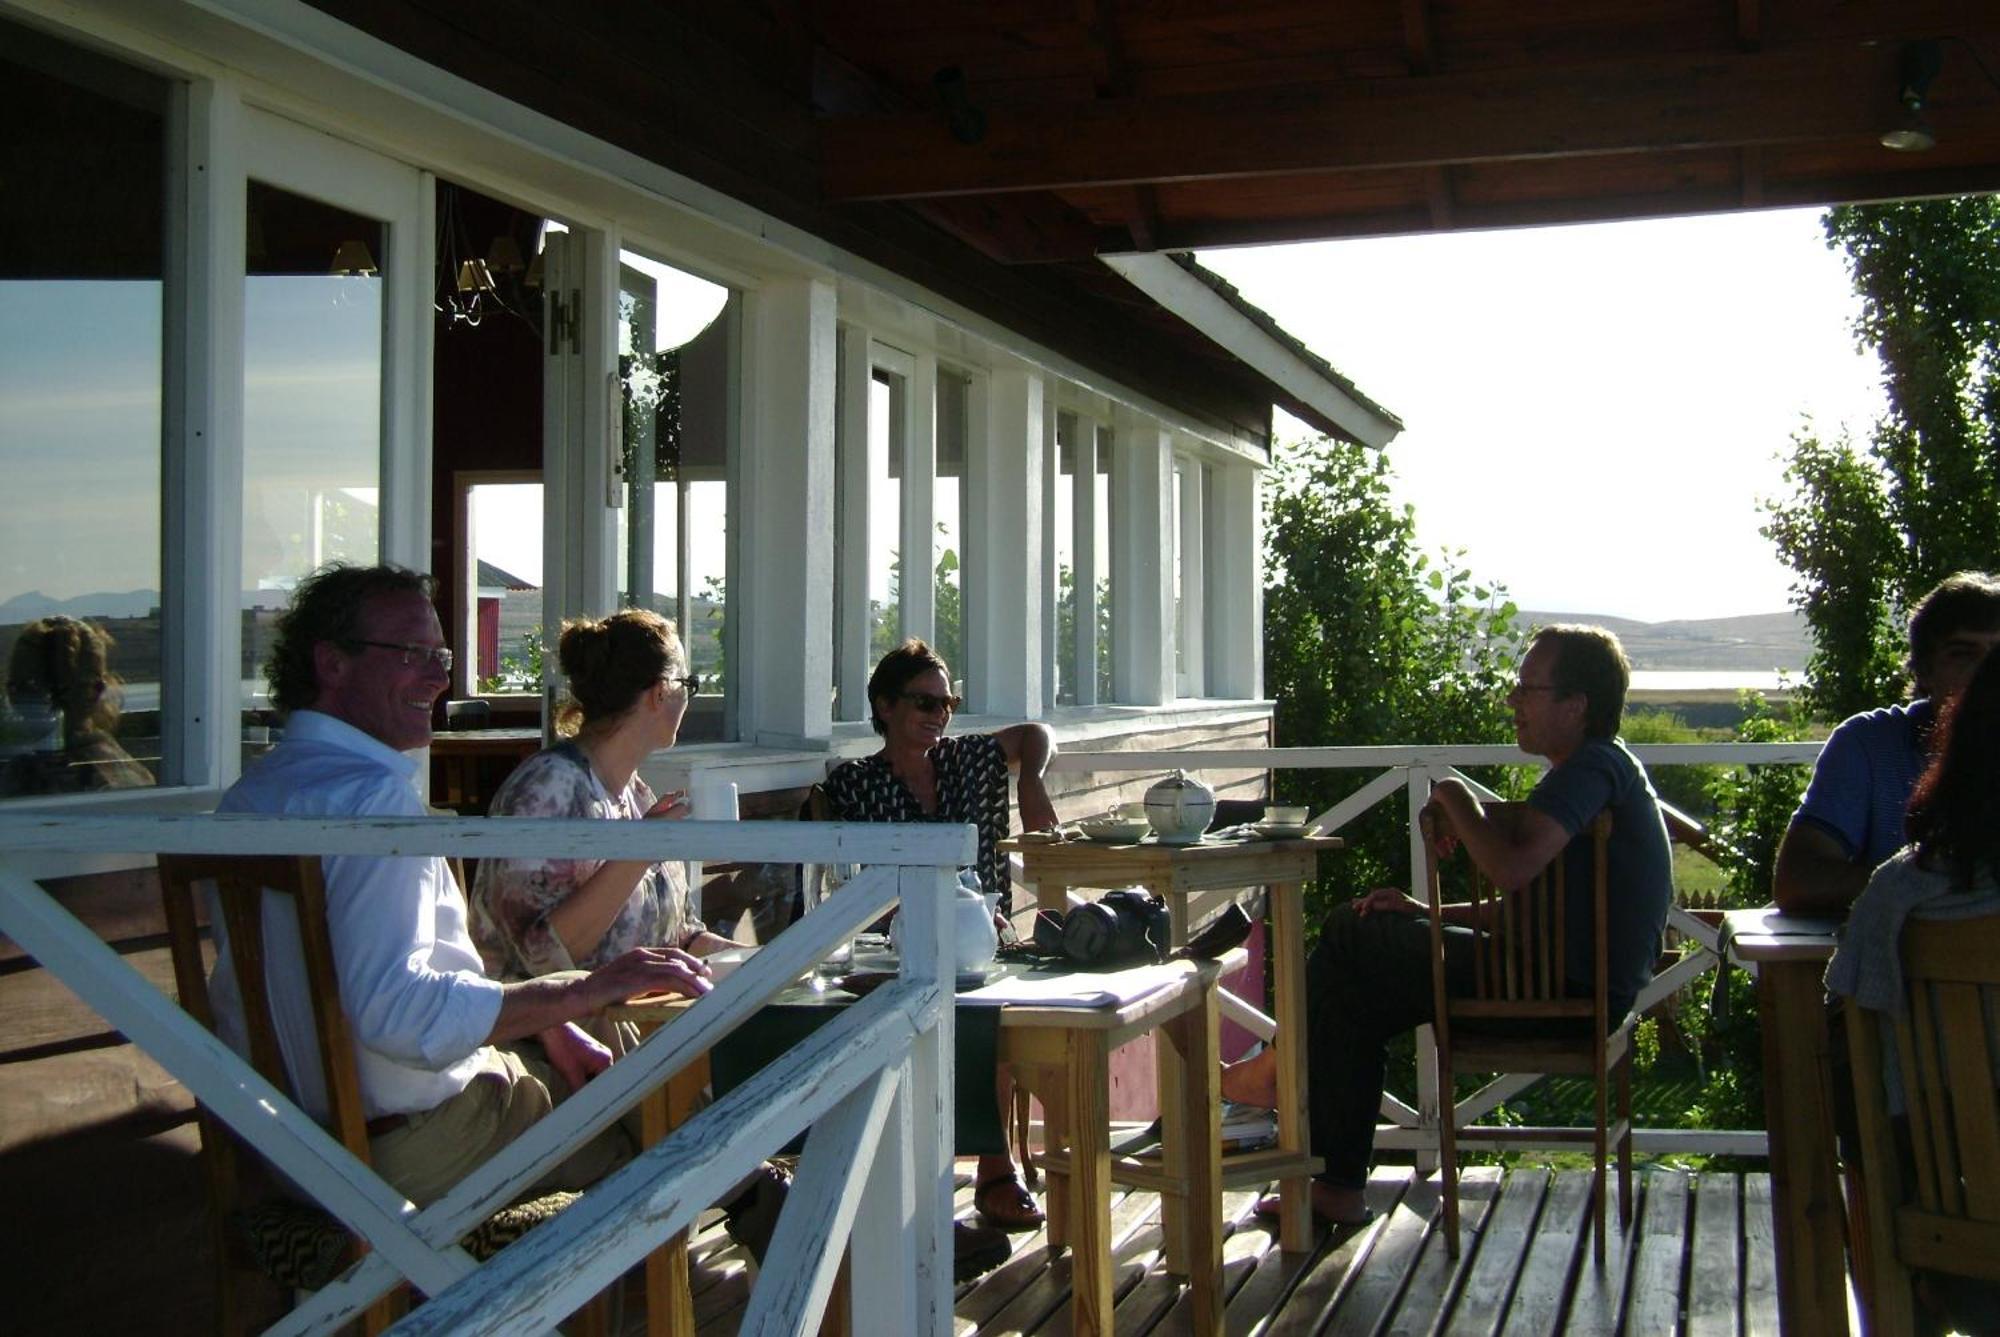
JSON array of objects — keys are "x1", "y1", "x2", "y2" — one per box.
[
  {"x1": 893, "y1": 861, "x2": 957, "y2": 1334},
  {"x1": 1408, "y1": 765, "x2": 1441, "y2": 1174}
]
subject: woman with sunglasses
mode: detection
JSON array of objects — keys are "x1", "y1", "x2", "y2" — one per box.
[
  {"x1": 472, "y1": 608, "x2": 740, "y2": 980},
  {"x1": 824, "y1": 637, "x2": 1059, "y2": 1230}
]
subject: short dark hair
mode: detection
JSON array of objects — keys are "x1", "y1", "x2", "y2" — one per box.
[
  {"x1": 555, "y1": 608, "x2": 684, "y2": 734},
  {"x1": 866, "y1": 638, "x2": 950, "y2": 736},
  {"x1": 1908, "y1": 571, "x2": 2000, "y2": 694},
  {"x1": 266, "y1": 563, "x2": 435, "y2": 714},
  {"x1": 1533, "y1": 623, "x2": 1630, "y2": 740},
  {"x1": 1906, "y1": 650, "x2": 2000, "y2": 890}
]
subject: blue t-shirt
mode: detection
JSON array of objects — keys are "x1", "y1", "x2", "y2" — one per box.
[
  {"x1": 1790, "y1": 700, "x2": 1933, "y2": 872},
  {"x1": 1526, "y1": 737, "x2": 1675, "y2": 1019}
]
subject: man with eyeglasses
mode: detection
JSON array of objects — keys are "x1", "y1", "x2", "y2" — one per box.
[
  {"x1": 209, "y1": 562, "x2": 714, "y2": 1206},
  {"x1": 1224, "y1": 624, "x2": 1673, "y2": 1226}
]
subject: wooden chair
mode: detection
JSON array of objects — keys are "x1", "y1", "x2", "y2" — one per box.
[
  {"x1": 1422, "y1": 804, "x2": 1633, "y2": 1262},
  {"x1": 158, "y1": 853, "x2": 607, "y2": 1336},
  {"x1": 1845, "y1": 913, "x2": 2000, "y2": 1337}
]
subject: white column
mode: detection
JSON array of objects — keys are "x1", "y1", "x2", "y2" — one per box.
[
  {"x1": 739, "y1": 275, "x2": 837, "y2": 747},
  {"x1": 966, "y1": 366, "x2": 1043, "y2": 717},
  {"x1": 1074, "y1": 422, "x2": 1099, "y2": 707},
  {"x1": 1113, "y1": 421, "x2": 1175, "y2": 705},
  {"x1": 166, "y1": 81, "x2": 244, "y2": 790},
  {"x1": 1177, "y1": 459, "x2": 1206, "y2": 698},
  {"x1": 1206, "y1": 461, "x2": 1263, "y2": 699},
  {"x1": 834, "y1": 325, "x2": 873, "y2": 721}
]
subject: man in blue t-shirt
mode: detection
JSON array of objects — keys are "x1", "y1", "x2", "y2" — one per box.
[
  {"x1": 1224, "y1": 624, "x2": 1673, "y2": 1227},
  {"x1": 1774, "y1": 572, "x2": 2000, "y2": 916}
]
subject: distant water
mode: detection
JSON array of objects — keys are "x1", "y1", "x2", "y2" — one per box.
[{"x1": 1629, "y1": 670, "x2": 1792, "y2": 693}]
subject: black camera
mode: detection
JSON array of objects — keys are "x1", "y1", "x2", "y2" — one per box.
[{"x1": 1056, "y1": 888, "x2": 1172, "y2": 967}]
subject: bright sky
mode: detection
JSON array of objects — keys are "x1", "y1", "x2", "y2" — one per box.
[{"x1": 1199, "y1": 206, "x2": 1891, "y2": 624}]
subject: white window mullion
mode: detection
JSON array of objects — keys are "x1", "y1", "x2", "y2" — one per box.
[
  {"x1": 1040, "y1": 393, "x2": 1059, "y2": 713},
  {"x1": 166, "y1": 79, "x2": 246, "y2": 791},
  {"x1": 1177, "y1": 457, "x2": 1205, "y2": 699},
  {"x1": 834, "y1": 324, "x2": 873, "y2": 721}
]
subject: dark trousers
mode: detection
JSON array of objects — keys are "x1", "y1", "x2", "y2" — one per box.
[{"x1": 1306, "y1": 904, "x2": 1592, "y2": 1188}]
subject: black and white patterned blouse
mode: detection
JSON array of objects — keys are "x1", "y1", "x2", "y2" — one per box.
[{"x1": 823, "y1": 732, "x2": 1013, "y2": 900}]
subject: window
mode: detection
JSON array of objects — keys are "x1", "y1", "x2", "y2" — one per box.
[
  {"x1": 241, "y1": 182, "x2": 386, "y2": 760},
  {"x1": 866, "y1": 368, "x2": 904, "y2": 665},
  {"x1": 0, "y1": 25, "x2": 170, "y2": 797},
  {"x1": 613, "y1": 248, "x2": 732, "y2": 738},
  {"x1": 933, "y1": 364, "x2": 971, "y2": 685}
]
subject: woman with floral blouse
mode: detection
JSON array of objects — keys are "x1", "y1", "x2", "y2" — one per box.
[{"x1": 472, "y1": 609, "x2": 739, "y2": 979}]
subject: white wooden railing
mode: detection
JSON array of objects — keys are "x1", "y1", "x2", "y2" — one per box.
[
  {"x1": 1047, "y1": 742, "x2": 1824, "y2": 1161},
  {"x1": 0, "y1": 813, "x2": 974, "y2": 1336}
]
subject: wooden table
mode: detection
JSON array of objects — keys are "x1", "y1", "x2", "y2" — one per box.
[
  {"x1": 1001, "y1": 832, "x2": 1339, "y2": 1253},
  {"x1": 602, "y1": 994, "x2": 715, "y2": 1337},
  {"x1": 993, "y1": 953, "x2": 1235, "y2": 1337},
  {"x1": 618, "y1": 956, "x2": 1233, "y2": 1337},
  {"x1": 1722, "y1": 907, "x2": 1848, "y2": 1337}
]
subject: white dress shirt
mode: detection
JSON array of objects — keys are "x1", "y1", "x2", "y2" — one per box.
[{"x1": 210, "y1": 711, "x2": 505, "y2": 1121}]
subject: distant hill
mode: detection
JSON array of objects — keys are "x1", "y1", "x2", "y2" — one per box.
[
  {"x1": 1515, "y1": 609, "x2": 1809, "y2": 672},
  {"x1": 0, "y1": 588, "x2": 161, "y2": 623}
]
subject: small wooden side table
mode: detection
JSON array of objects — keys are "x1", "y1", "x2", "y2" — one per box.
[
  {"x1": 994, "y1": 953, "x2": 1236, "y2": 1337},
  {"x1": 1001, "y1": 833, "x2": 1339, "y2": 1253}
]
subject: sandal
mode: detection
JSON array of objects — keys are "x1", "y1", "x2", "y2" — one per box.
[{"x1": 974, "y1": 1171, "x2": 1045, "y2": 1232}]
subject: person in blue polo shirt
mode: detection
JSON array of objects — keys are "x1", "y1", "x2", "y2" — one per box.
[{"x1": 1774, "y1": 572, "x2": 2000, "y2": 916}]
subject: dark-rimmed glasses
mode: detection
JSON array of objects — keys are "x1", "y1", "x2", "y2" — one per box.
[
  {"x1": 670, "y1": 672, "x2": 702, "y2": 698},
  {"x1": 899, "y1": 690, "x2": 962, "y2": 714},
  {"x1": 345, "y1": 639, "x2": 453, "y2": 671}
]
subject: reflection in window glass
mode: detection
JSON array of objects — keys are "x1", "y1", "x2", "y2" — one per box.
[
  {"x1": 0, "y1": 24, "x2": 168, "y2": 796},
  {"x1": 242, "y1": 182, "x2": 384, "y2": 761},
  {"x1": 867, "y1": 372, "x2": 903, "y2": 664},
  {"x1": 934, "y1": 367, "x2": 969, "y2": 684},
  {"x1": 468, "y1": 482, "x2": 543, "y2": 690},
  {"x1": 614, "y1": 248, "x2": 731, "y2": 739}
]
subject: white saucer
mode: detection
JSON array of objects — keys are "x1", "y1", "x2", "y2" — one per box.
[{"x1": 1253, "y1": 821, "x2": 1309, "y2": 839}]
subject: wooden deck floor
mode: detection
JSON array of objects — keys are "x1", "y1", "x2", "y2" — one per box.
[{"x1": 660, "y1": 1164, "x2": 1783, "y2": 1336}]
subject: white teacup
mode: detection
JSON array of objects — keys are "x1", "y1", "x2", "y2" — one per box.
[{"x1": 1264, "y1": 805, "x2": 1310, "y2": 826}]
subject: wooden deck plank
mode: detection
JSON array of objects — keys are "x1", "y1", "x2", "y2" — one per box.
[
  {"x1": 1443, "y1": 1167, "x2": 1549, "y2": 1337},
  {"x1": 1375, "y1": 1166, "x2": 1503, "y2": 1336},
  {"x1": 1499, "y1": 1170, "x2": 1593, "y2": 1337},
  {"x1": 1261, "y1": 1169, "x2": 1414, "y2": 1336},
  {"x1": 1558, "y1": 1171, "x2": 1640, "y2": 1337},
  {"x1": 1624, "y1": 1173, "x2": 1691, "y2": 1337},
  {"x1": 1115, "y1": 1189, "x2": 1265, "y2": 1334},
  {"x1": 1687, "y1": 1173, "x2": 1743, "y2": 1337},
  {"x1": 1740, "y1": 1174, "x2": 1781, "y2": 1337},
  {"x1": 972, "y1": 1184, "x2": 1167, "y2": 1336},
  {"x1": 1322, "y1": 1170, "x2": 1447, "y2": 1336}
]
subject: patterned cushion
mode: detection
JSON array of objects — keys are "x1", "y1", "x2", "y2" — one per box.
[{"x1": 237, "y1": 1190, "x2": 585, "y2": 1290}]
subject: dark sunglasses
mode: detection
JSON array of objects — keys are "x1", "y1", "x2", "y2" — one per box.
[{"x1": 899, "y1": 690, "x2": 962, "y2": 714}]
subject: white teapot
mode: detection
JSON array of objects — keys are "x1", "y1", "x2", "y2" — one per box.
[
  {"x1": 892, "y1": 868, "x2": 999, "y2": 972},
  {"x1": 1144, "y1": 769, "x2": 1216, "y2": 845}
]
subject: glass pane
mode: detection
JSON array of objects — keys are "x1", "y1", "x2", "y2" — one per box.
[
  {"x1": 1053, "y1": 413, "x2": 1079, "y2": 706},
  {"x1": 934, "y1": 366, "x2": 968, "y2": 685},
  {"x1": 242, "y1": 182, "x2": 384, "y2": 761},
  {"x1": 614, "y1": 248, "x2": 730, "y2": 740},
  {"x1": 468, "y1": 482, "x2": 543, "y2": 690},
  {"x1": 1095, "y1": 425, "x2": 1115, "y2": 701},
  {"x1": 868, "y1": 371, "x2": 902, "y2": 664},
  {"x1": 0, "y1": 25, "x2": 168, "y2": 797}
]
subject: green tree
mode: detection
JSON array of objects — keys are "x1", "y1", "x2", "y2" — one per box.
[
  {"x1": 1765, "y1": 197, "x2": 2000, "y2": 720},
  {"x1": 1263, "y1": 434, "x2": 1525, "y2": 918}
]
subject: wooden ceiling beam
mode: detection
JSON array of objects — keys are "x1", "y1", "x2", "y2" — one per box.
[{"x1": 822, "y1": 42, "x2": 1978, "y2": 199}]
